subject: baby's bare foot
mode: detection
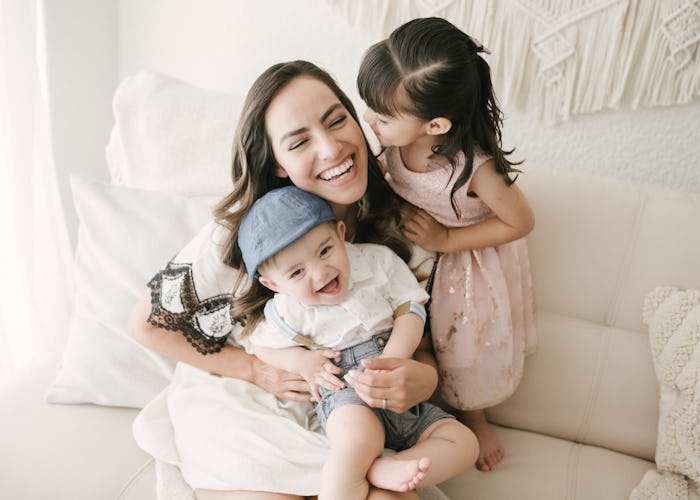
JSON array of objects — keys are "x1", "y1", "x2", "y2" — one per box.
[{"x1": 367, "y1": 456, "x2": 432, "y2": 492}]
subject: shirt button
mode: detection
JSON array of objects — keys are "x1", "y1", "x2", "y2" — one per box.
[{"x1": 376, "y1": 337, "x2": 386, "y2": 347}]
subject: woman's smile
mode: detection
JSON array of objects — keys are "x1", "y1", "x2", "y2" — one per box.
[{"x1": 318, "y1": 156, "x2": 355, "y2": 182}]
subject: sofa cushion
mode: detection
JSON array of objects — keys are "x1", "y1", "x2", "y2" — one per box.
[
  {"x1": 48, "y1": 72, "x2": 244, "y2": 409},
  {"x1": 519, "y1": 166, "x2": 700, "y2": 333},
  {"x1": 46, "y1": 179, "x2": 213, "y2": 408},
  {"x1": 1, "y1": 358, "x2": 152, "y2": 500},
  {"x1": 106, "y1": 71, "x2": 243, "y2": 197},
  {"x1": 440, "y1": 426, "x2": 654, "y2": 500},
  {"x1": 614, "y1": 194, "x2": 700, "y2": 331},
  {"x1": 518, "y1": 167, "x2": 642, "y2": 324},
  {"x1": 488, "y1": 311, "x2": 658, "y2": 461}
]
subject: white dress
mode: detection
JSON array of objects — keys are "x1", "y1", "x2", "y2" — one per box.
[
  {"x1": 133, "y1": 221, "x2": 328, "y2": 494},
  {"x1": 132, "y1": 221, "x2": 436, "y2": 495},
  {"x1": 250, "y1": 242, "x2": 429, "y2": 351},
  {"x1": 384, "y1": 147, "x2": 537, "y2": 410}
]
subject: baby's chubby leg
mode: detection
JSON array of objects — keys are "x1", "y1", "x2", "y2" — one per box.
[
  {"x1": 319, "y1": 404, "x2": 384, "y2": 500},
  {"x1": 371, "y1": 418, "x2": 478, "y2": 489}
]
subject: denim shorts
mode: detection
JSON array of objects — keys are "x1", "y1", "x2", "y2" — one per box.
[{"x1": 316, "y1": 331, "x2": 455, "y2": 452}]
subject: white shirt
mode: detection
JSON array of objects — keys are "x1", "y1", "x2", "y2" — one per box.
[{"x1": 248, "y1": 242, "x2": 429, "y2": 351}]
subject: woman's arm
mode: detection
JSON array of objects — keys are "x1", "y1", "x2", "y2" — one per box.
[{"x1": 128, "y1": 289, "x2": 313, "y2": 402}]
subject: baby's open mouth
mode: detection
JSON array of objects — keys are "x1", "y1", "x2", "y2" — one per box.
[{"x1": 318, "y1": 277, "x2": 341, "y2": 294}]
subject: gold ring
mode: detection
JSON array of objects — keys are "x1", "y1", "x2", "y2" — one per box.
[{"x1": 382, "y1": 399, "x2": 387, "y2": 410}]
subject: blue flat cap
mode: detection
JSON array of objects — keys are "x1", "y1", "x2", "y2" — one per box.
[{"x1": 238, "y1": 186, "x2": 337, "y2": 277}]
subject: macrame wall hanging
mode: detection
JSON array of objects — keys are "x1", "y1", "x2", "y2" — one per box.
[{"x1": 325, "y1": 0, "x2": 700, "y2": 123}]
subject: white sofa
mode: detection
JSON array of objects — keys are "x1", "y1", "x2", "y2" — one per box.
[{"x1": 2, "y1": 73, "x2": 699, "y2": 500}]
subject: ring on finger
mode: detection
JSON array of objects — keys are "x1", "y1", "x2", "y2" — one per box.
[{"x1": 382, "y1": 398, "x2": 387, "y2": 410}]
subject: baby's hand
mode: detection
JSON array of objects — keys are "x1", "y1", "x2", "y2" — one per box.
[{"x1": 299, "y1": 349, "x2": 345, "y2": 402}]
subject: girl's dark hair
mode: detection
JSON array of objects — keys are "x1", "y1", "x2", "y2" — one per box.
[
  {"x1": 357, "y1": 17, "x2": 521, "y2": 218},
  {"x1": 213, "y1": 60, "x2": 409, "y2": 333}
]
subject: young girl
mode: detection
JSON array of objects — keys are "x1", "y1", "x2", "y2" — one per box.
[{"x1": 358, "y1": 17, "x2": 537, "y2": 472}]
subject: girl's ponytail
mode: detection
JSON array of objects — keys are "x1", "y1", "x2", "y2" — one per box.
[{"x1": 470, "y1": 54, "x2": 520, "y2": 187}]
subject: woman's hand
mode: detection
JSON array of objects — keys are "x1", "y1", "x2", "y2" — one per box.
[
  {"x1": 344, "y1": 356, "x2": 438, "y2": 413},
  {"x1": 400, "y1": 205, "x2": 450, "y2": 253},
  {"x1": 250, "y1": 356, "x2": 315, "y2": 403}
]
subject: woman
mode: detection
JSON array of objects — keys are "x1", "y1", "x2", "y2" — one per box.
[{"x1": 129, "y1": 60, "x2": 448, "y2": 500}]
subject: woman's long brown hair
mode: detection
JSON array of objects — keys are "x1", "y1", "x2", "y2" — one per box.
[{"x1": 213, "y1": 60, "x2": 410, "y2": 334}]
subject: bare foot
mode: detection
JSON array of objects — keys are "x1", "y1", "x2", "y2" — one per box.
[
  {"x1": 367, "y1": 456, "x2": 432, "y2": 492},
  {"x1": 460, "y1": 409, "x2": 504, "y2": 471}
]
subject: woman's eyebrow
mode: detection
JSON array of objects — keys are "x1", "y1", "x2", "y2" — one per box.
[
  {"x1": 279, "y1": 127, "x2": 307, "y2": 146},
  {"x1": 278, "y1": 103, "x2": 343, "y2": 146},
  {"x1": 320, "y1": 103, "x2": 342, "y2": 123}
]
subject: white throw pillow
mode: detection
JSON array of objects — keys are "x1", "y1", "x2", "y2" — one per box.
[
  {"x1": 106, "y1": 71, "x2": 244, "y2": 197},
  {"x1": 46, "y1": 178, "x2": 214, "y2": 407},
  {"x1": 630, "y1": 286, "x2": 700, "y2": 500}
]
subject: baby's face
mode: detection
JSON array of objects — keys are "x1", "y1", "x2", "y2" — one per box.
[{"x1": 258, "y1": 222, "x2": 351, "y2": 306}]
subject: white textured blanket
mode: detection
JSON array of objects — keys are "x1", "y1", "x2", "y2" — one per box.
[
  {"x1": 155, "y1": 461, "x2": 452, "y2": 500},
  {"x1": 630, "y1": 287, "x2": 700, "y2": 500}
]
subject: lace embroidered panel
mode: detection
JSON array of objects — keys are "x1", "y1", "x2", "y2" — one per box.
[{"x1": 147, "y1": 262, "x2": 237, "y2": 354}]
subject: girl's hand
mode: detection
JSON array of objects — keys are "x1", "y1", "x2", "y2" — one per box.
[
  {"x1": 298, "y1": 349, "x2": 345, "y2": 402},
  {"x1": 250, "y1": 356, "x2": 315, "y2": 402},
  {"x1": 400, "y1": 205, "x2": 450, "y2": 253},
  {"x1": 345, "y1": 357, "x2": 438, "y2": 413}
]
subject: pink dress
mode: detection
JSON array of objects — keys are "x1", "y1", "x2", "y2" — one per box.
[{"x1": 384, "y1": 147, "x2": 537, "y2": 410}]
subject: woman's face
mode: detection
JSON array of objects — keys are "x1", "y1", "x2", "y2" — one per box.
[{"x1": 265, "y1": 76, "x2": 368, "y2": 210}]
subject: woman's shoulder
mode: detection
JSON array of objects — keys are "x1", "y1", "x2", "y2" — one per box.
[
  {"x1": 151, "y1": 219, "x2": 243, "y2": 303},
  {"x1": 175, "y1": 219, "x2": 229, "y2": 261},
  {"x1": 146, "y1": 220, "x2": 244, "y2": 353}
]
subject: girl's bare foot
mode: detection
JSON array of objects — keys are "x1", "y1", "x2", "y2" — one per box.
[
  {"x1": 460, "y1": 409, "x2": 504, "y2": 471},
  {"x1": 367, "y1": 456, "x2": 432, "y2": 492}
]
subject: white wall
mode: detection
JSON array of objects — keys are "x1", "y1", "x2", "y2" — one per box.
[
  {"x1": 116, "y1": 0, "x2": 700, "y2": 193},
  {"x1": 43, "y1": 0, "x2": 117, "y2": 244},
  {"x1": 45, "y1": 0, "x2": 700, "y2": 242}
]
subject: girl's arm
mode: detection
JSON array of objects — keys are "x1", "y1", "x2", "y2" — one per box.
[
  {"x1": 128, "y1": 289, "x2": 313, "y2": 402},
  {"x1": 401, "y1": 160, "x2": 535, "y2": 253}
]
